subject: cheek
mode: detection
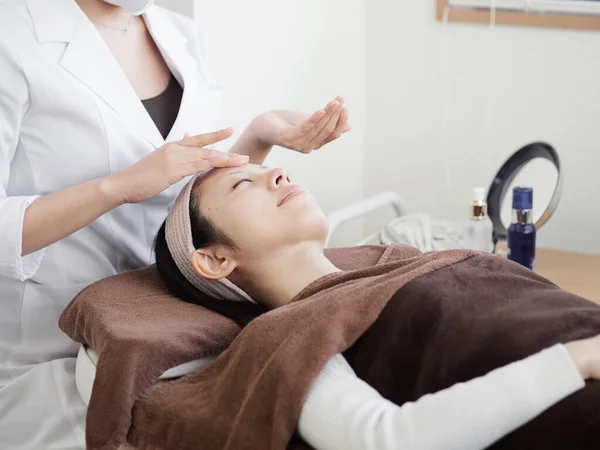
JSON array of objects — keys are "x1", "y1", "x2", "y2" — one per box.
[
  {"x1": 213, "y1": 191, "x2": 327, "y2": 251},
  {"x1": 220, "y1": 196, "x2": 277, "y2": 247}
]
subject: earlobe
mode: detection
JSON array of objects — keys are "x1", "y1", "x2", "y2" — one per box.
[{"x1": 190, "y1": 249, "x2": 236, "y2": 280}]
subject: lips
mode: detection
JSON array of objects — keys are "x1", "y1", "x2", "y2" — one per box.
[{"x1": 278, "y1": 185, "x2": 305, "y2": 207}]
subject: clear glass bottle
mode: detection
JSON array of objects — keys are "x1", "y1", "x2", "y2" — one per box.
[{"x1": 463, "y1": 187, "x2": 493, "y2": 252}]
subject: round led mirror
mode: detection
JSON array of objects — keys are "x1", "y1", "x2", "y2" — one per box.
[{"x1": 486, "y1": 142, "x2": 563, "y2": 247}]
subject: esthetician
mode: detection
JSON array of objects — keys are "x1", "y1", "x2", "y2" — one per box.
[{"x1": 0, "y1": 0, "x2": 349, "y2": 447}]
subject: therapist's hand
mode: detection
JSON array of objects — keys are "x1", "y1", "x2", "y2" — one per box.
[
  {"x1": 107, "y1": 129, "x2": 248, "y2": 204},
  {"x1": 251, "y1": 96, "x2": 351, "y2": 154}
]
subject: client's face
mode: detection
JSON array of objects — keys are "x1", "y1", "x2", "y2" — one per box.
[{"x1": 194, "y1": 164, "x2": 328, "y2": 263}]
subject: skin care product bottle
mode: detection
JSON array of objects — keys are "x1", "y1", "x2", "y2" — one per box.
[
  {"x1": 508, "y1": 187, "x2": 536, "y2": 270},
  {"x1": 463, "y1": 187, "x2": 493, "y2": 252}
]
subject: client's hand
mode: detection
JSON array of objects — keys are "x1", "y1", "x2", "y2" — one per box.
[
  {"x1": 251, "y1": 97, "x2": 351, "y2": 153},
  {"x1": 107, "y1": 129, "x2": 248, "y2": 204},
  {"x1": 565, "y1": 334, "x2": 600, "y2": 379}
]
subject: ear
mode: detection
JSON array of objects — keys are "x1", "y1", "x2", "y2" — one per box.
[{"x1": 190, "y1": 247, "x2": 237, "y2": 280}]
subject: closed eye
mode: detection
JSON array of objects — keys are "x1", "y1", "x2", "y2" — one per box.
[{"x1": 232, "y1": 178, "x2": 252, "y2": 190}]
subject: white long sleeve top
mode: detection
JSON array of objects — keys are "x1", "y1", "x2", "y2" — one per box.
[{"x1": 297, "y1": 344, "x2": 584, "y2": 450}]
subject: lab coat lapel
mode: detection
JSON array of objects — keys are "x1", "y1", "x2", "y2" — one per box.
[
  {"x1": 60, "y1": 20, "x2": 165, "y2": 148},
  {"x1": 26, "y1": 0, "x2": 164, "y2": 148},
  {"x1": 143, "y1": 8, "x2": 201, "y2": 142}
]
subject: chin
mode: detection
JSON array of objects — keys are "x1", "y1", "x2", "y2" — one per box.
[
  {"x1": 296, "y1": 210, "x2": 329, "y2": 243},
  {"x1": 282, "y1": 193, "x2": 328, "y2": 241}
]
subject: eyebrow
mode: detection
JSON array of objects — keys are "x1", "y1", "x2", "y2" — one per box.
[{"x1": 225, "y1": 165, "x2": 268, "y2": 177}]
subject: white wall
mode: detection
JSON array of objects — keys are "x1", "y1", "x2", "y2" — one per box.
[
  {"x1": 193, "y1": 0, "x2": 366, "y2": 246},
  {"x1": 155, "y1": 0, "x2": 194, "y2": 17},
  {"x1": 366, "y1": 1, "x2": 600, "y2": 254},
  {"x1": 163, "y1": 0, "x2": 599, "y2": 252}
]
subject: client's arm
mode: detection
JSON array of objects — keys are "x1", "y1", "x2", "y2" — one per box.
[{"x1": 297, "y1": 346, "x2": 585, "y2": 450}]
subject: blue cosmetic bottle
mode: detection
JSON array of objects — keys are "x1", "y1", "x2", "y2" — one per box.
[{"x1": 507, "y1": 187, "x2": 536, "y2": 270}]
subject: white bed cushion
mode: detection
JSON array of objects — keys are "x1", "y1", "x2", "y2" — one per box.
[{"x1": 75, "y1": 345, "x2": 216, "y2": 407}]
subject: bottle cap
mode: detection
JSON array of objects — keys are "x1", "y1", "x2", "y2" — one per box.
[
  {"x1": 470, "y1": 187, "x2": 488, "y2": 219},
  {"x1": 472, "y1": 187, "x2": 486, "y2": 204},
  {"x1": 512, "y1": 187, "x2": 533, "y2": 210}
]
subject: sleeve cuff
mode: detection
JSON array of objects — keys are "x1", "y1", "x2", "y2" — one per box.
[
  {"x1": 0, "y1": 195, "x2": 45, "y2": 281},
  {"x1": 525, "y1": 344, "x2": 586, "y2": 400}
]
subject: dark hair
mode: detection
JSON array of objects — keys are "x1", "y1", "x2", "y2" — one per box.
[{"x1": 154, "y1": 189, "x2": 267, "y2": 328}]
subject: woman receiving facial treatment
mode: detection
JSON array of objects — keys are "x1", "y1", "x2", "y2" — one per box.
[
  {"x1": 154, "y1": 164, "x2": 600, "y2": 450},
  {"x1": 0, "y1": 0, "x2": 349, "y2": 447}
]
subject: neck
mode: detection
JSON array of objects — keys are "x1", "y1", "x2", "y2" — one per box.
[
  {"x1": 233, "y1": 243, "x2": 341, "y2": 309},
  {"x1": 75, "y1": 0, "x2": 133, "y2": 24}
]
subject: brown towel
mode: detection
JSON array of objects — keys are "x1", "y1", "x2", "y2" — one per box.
[
  {"x1": 58, "y1": 246, "x2": 390, "y2": 449},
  {"x1": 344, "y1": 255, "x2": 600, "y2": 449},
  {"x1": 58, "y1": 266, "x2": 239, "y2": 449},
  {"x1": 128, "y1": 245, "x2": 474, "y2": 449}
]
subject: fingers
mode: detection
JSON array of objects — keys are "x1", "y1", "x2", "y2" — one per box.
[
  {"x1": 299, "y1": 99, "x2": 339, "y2": 136},
  {"x1": 298, "y1": 110, "x2": 327, "y2": 135},
  {"x1": 178, "y1": 128, "x2": 234, "y2": 148},
  {"x1": 300, "y1": 99, "x2": 342, "y2": 146},
  {"x1": 309, "y1": 99, "x2": 345, "y2": 148},
  {"x1": 322, "y1": 107, "x2": 350, "y2": 146},
  {"x1": 176, "y1": 129, "x2": 249, "y2": 170},
  {"x1": 270, "y1": 96, "x2": 349, "y2": 154},
  {"x1": 172, "y1": 145, "x2": 249, "y2": 173},
  {"x1": 207, "y1": 152, "x2": 249, "y2": 168},
  {"x1": 196, "y1": 148, "x2": 248, "y2": 167}
]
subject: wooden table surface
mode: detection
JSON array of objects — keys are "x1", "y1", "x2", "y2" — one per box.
[{"x1": 535, "y1": 248, "x2": 600, "y2": 304}]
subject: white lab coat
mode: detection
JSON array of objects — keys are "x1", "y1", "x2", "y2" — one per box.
[{"x1": 0, "y1": 0, "x2": 222, "y2": 447}]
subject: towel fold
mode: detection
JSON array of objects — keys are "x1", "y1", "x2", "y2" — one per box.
[
  {"x1": 127, "y1": 245, "x2": 472, "y2": 449},
  {"x1": 66, "y1": 243, "x2": 600, "y2": 450},
  {"x1": 343, "y1": 255, "x2": 600, "y2": 449},
  {"x1": 59, "y1": 265, "x2": 239, "y2": 449},
  {"x1": 58, "y1": 245, "x2": 392, "y2": 449}
]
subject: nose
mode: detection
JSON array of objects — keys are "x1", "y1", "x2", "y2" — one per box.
[{"x1": 268, "y1": 167, "x2": 292, "y2": 190}]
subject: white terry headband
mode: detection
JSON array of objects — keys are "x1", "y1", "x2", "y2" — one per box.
[{"x1": 165, "y1": 174, "x2": 255, "y2": 303}]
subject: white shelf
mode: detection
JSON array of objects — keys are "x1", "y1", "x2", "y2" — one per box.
[{"x1": 449, "y1": 0, "x2": 600, "y2": 16}]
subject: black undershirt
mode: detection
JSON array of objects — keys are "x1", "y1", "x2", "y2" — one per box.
[{"x1": 141, "y1": 74, "x2": 183, "y2": 139}]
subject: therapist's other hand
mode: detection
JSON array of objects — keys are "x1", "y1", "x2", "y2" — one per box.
[
  {"x1": 252, "y1": 96, "x2": 351, "y2": 153},
  {"x1": 565, "y1": 333, "x2": 600, "y2": 380},
  {"x1": 107, "y1": 128, "x2": 248, "y2": 204}
]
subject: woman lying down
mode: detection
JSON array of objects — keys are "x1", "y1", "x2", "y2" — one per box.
[{"x1": 151, "y1": 164, "x2": 600, "y2": 450}]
